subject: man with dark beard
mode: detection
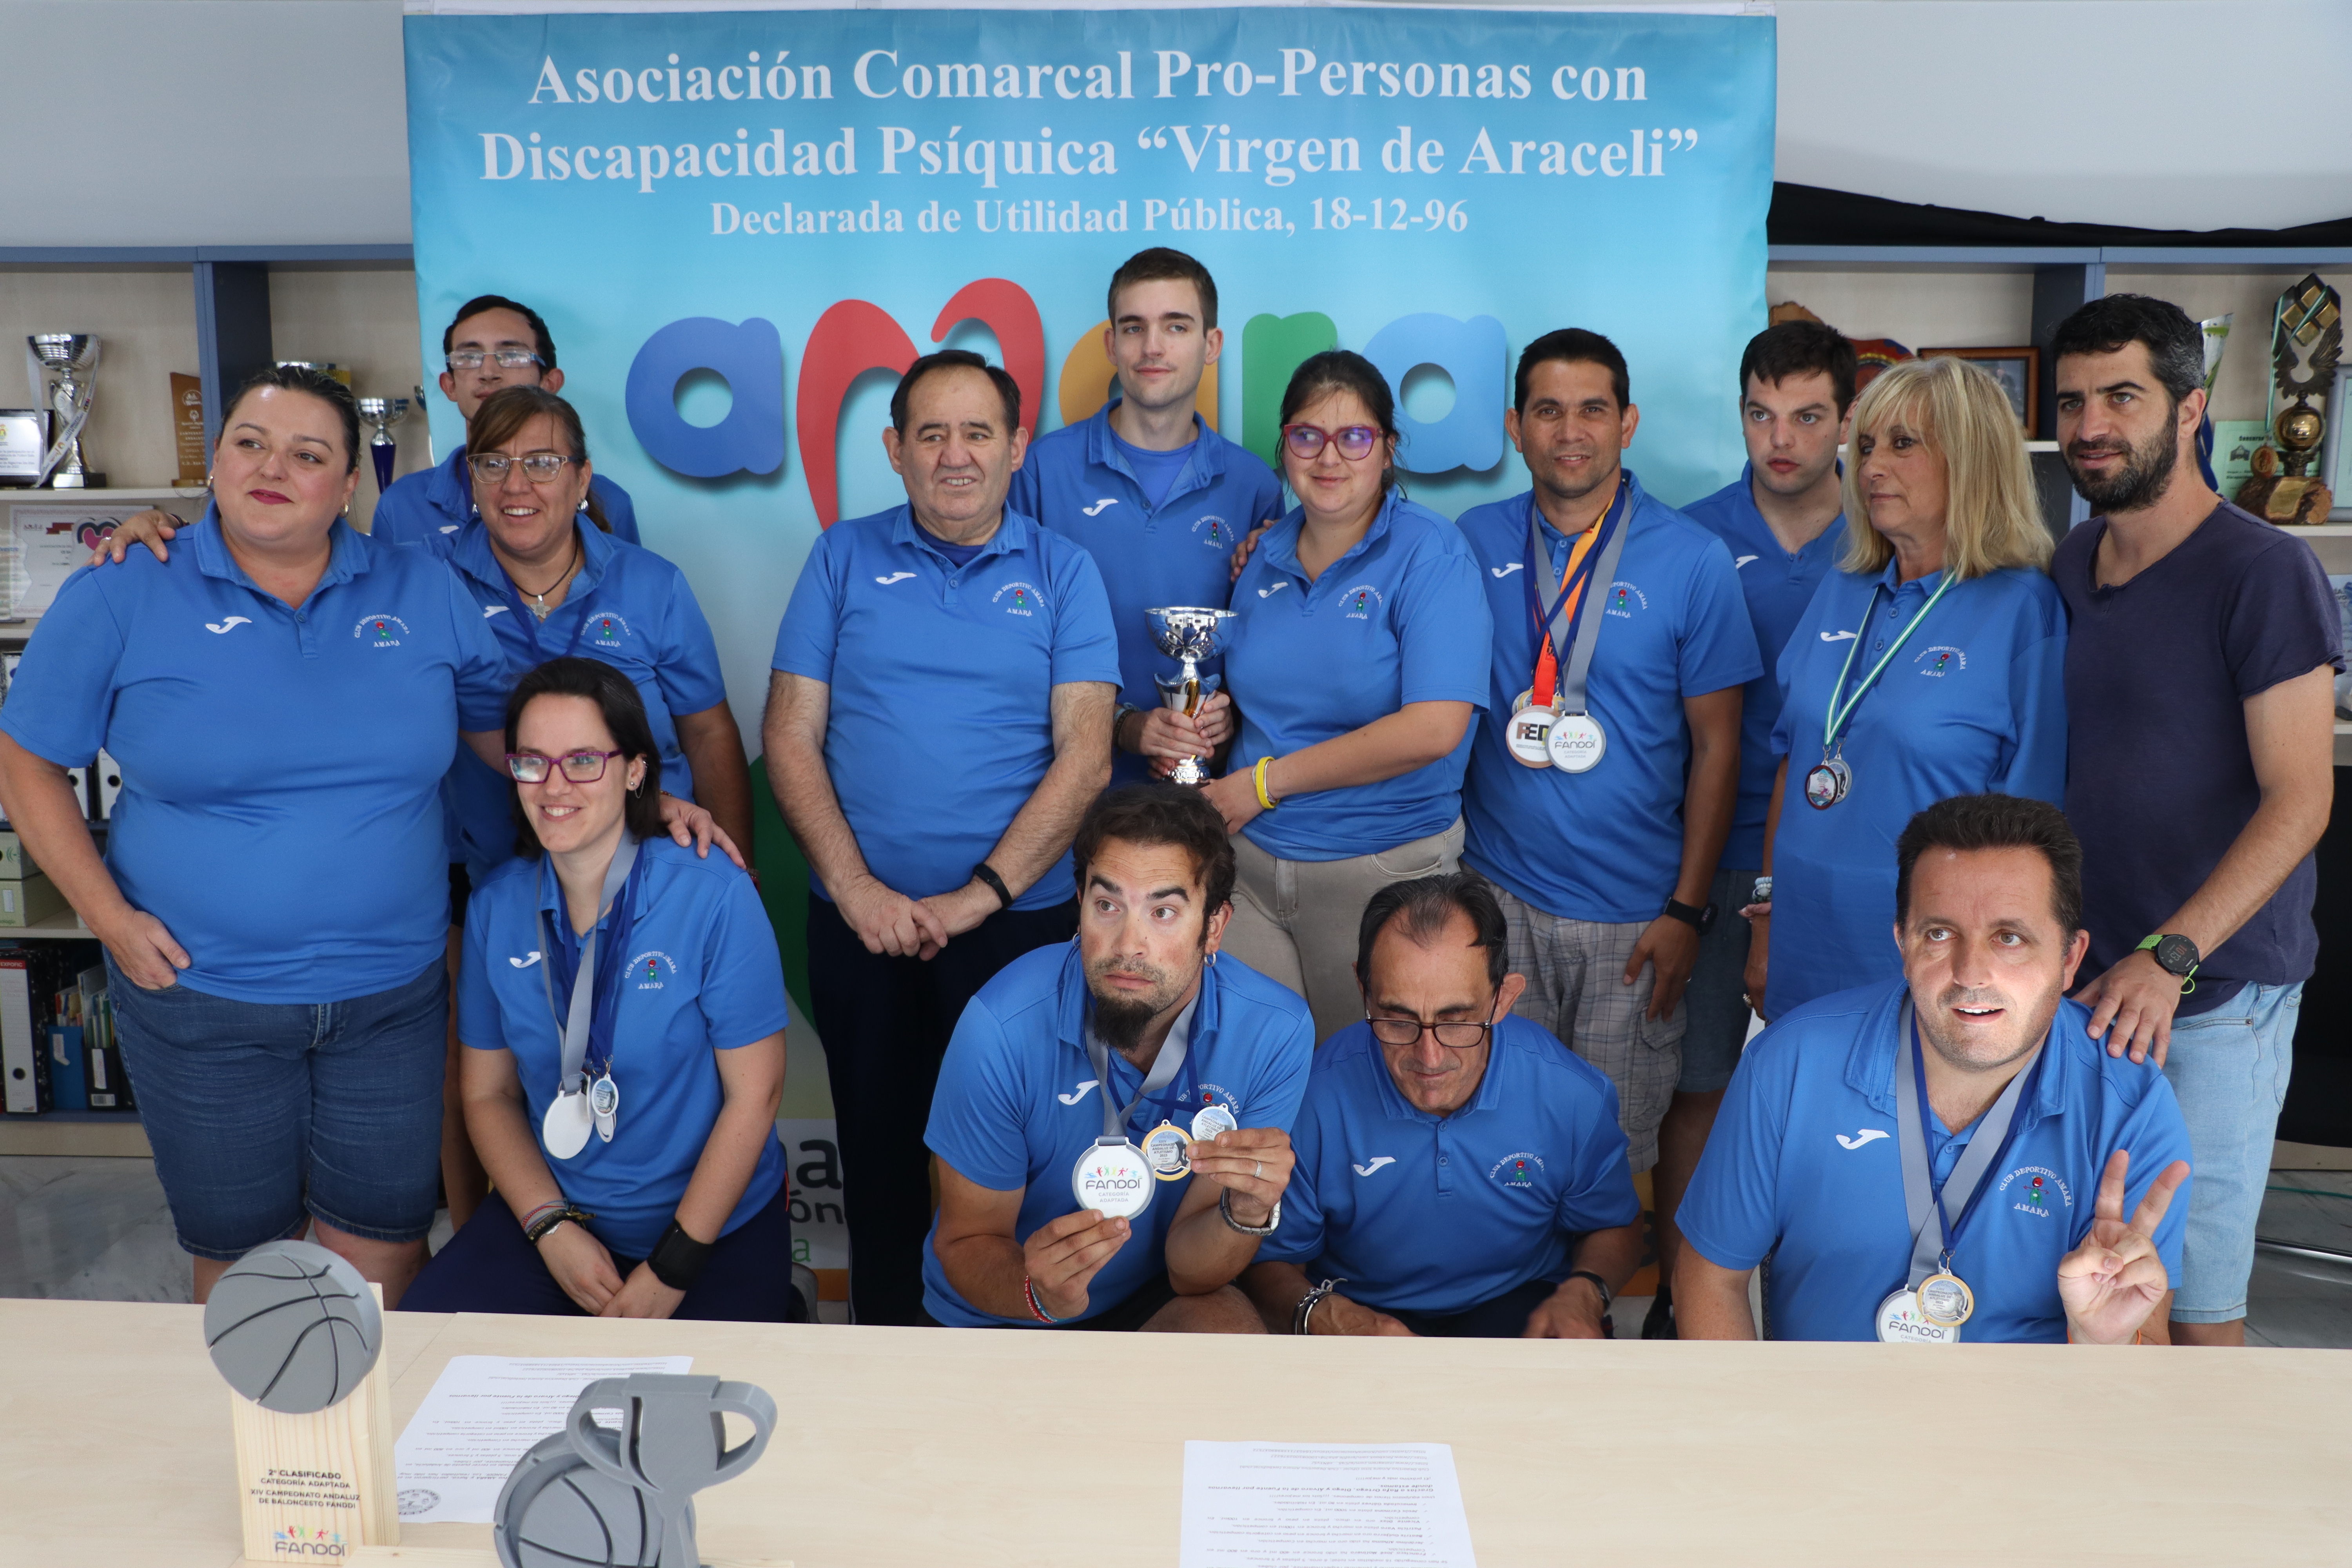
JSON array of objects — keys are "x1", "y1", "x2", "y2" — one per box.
[
  {"x1": 1675, "y1": 794, "x2": 2191, "y2": 1344},
  {"x1": 2046, "y1": 294, "x2": 2340, "y2": 1348},
  {"x1": 921, "y1": 784, "x2": 1316, "y2": 1330}
]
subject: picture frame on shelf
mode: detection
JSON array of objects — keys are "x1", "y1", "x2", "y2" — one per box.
[
  {"x1": 1922, "y1": 347, "x2": 2040, "y2": 432},
  {"x1": 0, "y1": 412, "x2": 48, "y2": 487}
]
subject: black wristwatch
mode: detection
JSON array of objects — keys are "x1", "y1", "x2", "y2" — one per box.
[
  {"x1": 1566, "y1": 1269, "x2": 1613, "y2": 1312},
  {"x1": 2138, "y1": 933, "x2": 2201, "y2": 979},
  {"x1": 1662, "y1": 897, "x2": 1717, "y2": 936}
]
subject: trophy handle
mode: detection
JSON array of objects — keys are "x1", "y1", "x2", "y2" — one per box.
[{"x1": 705, "y1": 1382, "x2": 778, "y2": 1482}]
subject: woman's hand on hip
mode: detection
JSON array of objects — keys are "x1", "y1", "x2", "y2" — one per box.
[
  {"x1": 95, "y1": 907, "x2": 190, "y2": 991},
  {"x1": 536, "y1": 1221, "x2": 626, "y2": 1315},
  {"x1": 601, "y1": 1260, "x2": 687, "y2": 1319}
]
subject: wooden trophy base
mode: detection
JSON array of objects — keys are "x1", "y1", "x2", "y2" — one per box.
[{"x1": 229, "y1": 1285, "x2": 399, "y2": 1561}]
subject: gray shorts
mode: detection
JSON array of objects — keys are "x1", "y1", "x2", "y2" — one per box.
[
  {"x1": 1494, "y1": 884, "x2": 1683, "y2": 1171},
  {"x1": 1678, "y1": 865, "x2": 1758, "y2": 1094}
]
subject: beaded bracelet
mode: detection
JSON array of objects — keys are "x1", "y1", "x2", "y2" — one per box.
[{"x1": 1022, "y1": 1274, "x2": 1062, "y2": 1325}]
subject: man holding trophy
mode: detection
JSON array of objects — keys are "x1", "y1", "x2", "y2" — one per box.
[
  {"x1": 764, "y1": 349, "x2": 1121, "y2": 1327},
  {"x1": 1008, "y1": 249, "x2": 1283, "y2": 782}
]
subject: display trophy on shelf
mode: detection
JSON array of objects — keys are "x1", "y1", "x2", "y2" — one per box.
[
  {"x1": 203, "y1": 1240, "x2": 399, "y2": 1561},
  {"x1": 26, "y1": 334, "x2": 103, "y2": 489},
  {"x1": 2235, "y1": 273, "x2": 2339, "y2": 526},
  {"x1": 357, "y1": 394, "x2": 414, "y2": 494},
  {"x1": 494, "y1": 1373, "x2": 777, "y2": 1568}
]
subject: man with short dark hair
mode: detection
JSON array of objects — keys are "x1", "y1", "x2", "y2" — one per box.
[
  {"x1": 1008, "y1": 249, "x2": 1283, "y2": 782},
  {"x1": 925, "y1": 784, "x2": 1315, "y2": 1330},
  {"x1": 2049, "y1": 292, "x2": 2341, "y2": 1348},
  {"x1": 1677, "y1": 794, "x2": 2191, "y2": 1344},
  {"x1": 1456, "y1": 329, "x2": 1760, "y2": 1193},
  {"x1": 765, "y1": 348, "x2": 1121, "y2": 1325},
  {"x1": 1241, "y1": 872, "x2": 1641, "y2": 1337},
  {"x1": 1651, "y1": 320, "x2": 1857, "y2": 1336},
  {"x1": 375, "y1": 294, "x2": 641, "y2": 549}
]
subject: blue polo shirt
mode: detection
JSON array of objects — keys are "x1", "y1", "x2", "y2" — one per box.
[
  {"x1": 1258, "y1": 1016, "x2": 1640, "y2": 1314},
  {"x1": 441, "y1": 519, "x2": 730, "y2": 880},
  {"x1": 0, "y1": 512, "x2": 508, "y2": 1002},
  {"x1": 457, "y1": 837, "x2": 791, "y2": 1258},
  {"x1": 1458, "y1": 476, "x2": 1762, "y2": 924},
  {"x1": 1678, "y1": 977, "x2": 2190, "y2": 1343},
  {"x1": 1224, "y1": 491, "x2": 1491, "y2": 861},
  {"x1": 1009, "y1": 403, "x2": 1283, "y2": 785},
  {"x1": 372, "y1": 443, "x2": 639, "y2": 550},
  {"x1": 1682, "y1": 466, "x2": 1848, "y2": 870},
  {"x1": 921, "y1": 940, "x2": 1316, "y2": 1327},
  {"x1": 771, "y1": 504, "x2": 1121, "y2": 907},
  {"x1": 1765, "y1": 563, "x2": 2066, "y2": 1018}
]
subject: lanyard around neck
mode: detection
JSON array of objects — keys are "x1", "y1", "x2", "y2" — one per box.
[
  {"x1": 537, "y1": 833, "x2": 640, "y2": 1089},
  {"x1": 1820, "y1": 571, "x2": 1957, "y2": 753},
  {"x1": 1893, "y1": 1002, "x2": 2047, "y2": 1287},
  {"x1": 1084, "y1": 993, "x2": 1198, "y2": 1140},
  {"x1": 1522, "y1": 480, "x2": 1631, "y2": 714}
]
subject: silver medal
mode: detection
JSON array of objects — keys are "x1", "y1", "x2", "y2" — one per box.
[
  {"x1": 1546, "y1": 712, "x2": 1606, "y2": 773},
  {"x1": 1875, "y1": 1286, "x2": 1962, "y2": 1345},
  {"x1": 1191, "y1": 1103, "x2": 1239, "y2": 1141},
  {"x1": 589, "y1": 1072, "x2": 620, "y2": 1143},
  {"x1": 541, "y1": 1084, "x2": 593, "y2": 1161},
  {"x1": 1805, "y1": 757, "x2": 1852, "y2": 809},
  {"x1": 1071, "y1": 1136, "x2": 1154, "y2": 1219}
]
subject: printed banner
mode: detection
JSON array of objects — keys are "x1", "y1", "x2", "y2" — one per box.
[{"x1": 403, "y1": 5, "x2": 1775, "y2": 729}]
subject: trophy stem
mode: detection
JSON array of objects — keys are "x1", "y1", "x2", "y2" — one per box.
[
  {"x1": 1169, "y1": 657, "x2": 1209, "y2": 785},
  {"x1": 371, "y1": 440, "x2": 396, "y2": 493}
]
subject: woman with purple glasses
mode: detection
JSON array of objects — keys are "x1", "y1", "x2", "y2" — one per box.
[{"x1": 1201, "y1": 350, "x2": 1494, "y2": 1042}]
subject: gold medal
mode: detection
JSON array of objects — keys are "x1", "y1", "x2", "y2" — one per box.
[
  {"x1": 1140, "y1": 1120, "x2": 1194, "y2": 1180},
  {"x1": 1915, "y1": 1269, "x2": 1974, "y2": 1327}
]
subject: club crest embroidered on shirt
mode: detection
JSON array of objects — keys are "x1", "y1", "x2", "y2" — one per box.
[
  {"x1": 1915, "y1": 644, "x2": 1967, "y2": 676},
  {"x1": 354, "y1": 613, "x2": 412, "y2": 647},
  {"x1": 1489, "y1": 1151, "x2": 1544, "y2": 1187},
  {"x1": 1337, "y1": 583, "x2": 1384, "y2": 619},
  {"x1": 993, "y1": 581, "x2": 1044, "y2": 617},
  {"x1": 586, "y1": 611, "x2": 633, "y2": 648},
  {"x1": 1195, "y1": 515, "x2": 1230, "y2": 546},
  {"x1": 1998, "y1": 1165, "x2": 2069, "y2": 1215},
  {"x1": 1604, "y1": 581, "x2": 1649, "y2": 618},
  {"x1": 625, "y1": 950, "x2": 677, "y2": 990}
]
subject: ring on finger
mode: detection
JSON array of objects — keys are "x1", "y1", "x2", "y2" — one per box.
[{"x1": 1253, "y1": 1159, "x2": 1263, "y2": 1179}]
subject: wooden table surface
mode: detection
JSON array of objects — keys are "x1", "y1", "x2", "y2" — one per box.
[{"x1": 2, "y1": 1298, "x2": 2340, "y2": 1567}]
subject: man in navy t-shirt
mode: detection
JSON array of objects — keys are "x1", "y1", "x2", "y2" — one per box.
[{"x1": 2049, "y1": 294, "x2": 2342, "y2": 1347}]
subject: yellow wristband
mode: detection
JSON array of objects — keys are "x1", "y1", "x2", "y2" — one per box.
[{"x1": 1253, "y1": 756, "x2": 1278, "y2": 811}]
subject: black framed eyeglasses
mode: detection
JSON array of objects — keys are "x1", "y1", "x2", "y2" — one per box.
[
  {"x1": 1282, "y1": 423, "x2": 1381, "y2": 461},
  {"x1": 506, "y1": 749, "x2": 624, "y2": 784},
  {"x1": 446, "y1": 348, "x2": 544, "y2": 371},
  {"x1": 1365, "y1": 996, "x2": 1501, "y2": 1051},
  {"x1": 468, "y1": 453, "x2": 576, "y2": 483}
]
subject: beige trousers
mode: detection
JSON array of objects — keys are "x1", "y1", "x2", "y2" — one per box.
[{"x1": 1223, "y1": 817, "x2": 1466, "y2": 1044}]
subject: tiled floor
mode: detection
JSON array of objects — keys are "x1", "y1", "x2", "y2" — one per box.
[{"x1": 4, "y1": 1154, "x2": 2349, "y2": 1343}]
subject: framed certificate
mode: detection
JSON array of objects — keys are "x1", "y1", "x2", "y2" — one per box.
[{"x1": 0, "y1": 411, "x2": 48, "y2": 485}]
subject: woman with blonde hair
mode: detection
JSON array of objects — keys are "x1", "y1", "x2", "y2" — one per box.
[{"x1": 1743, "y1": 355, "x2": 2066, "y2": 1019}]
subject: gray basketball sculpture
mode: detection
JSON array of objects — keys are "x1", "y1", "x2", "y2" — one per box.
[
  {"x1": 202, "y1": 1239, "x2": 384, "y2": 1414},
  {"x1": 495, "y1": 1374, "x2": 777, "y2": 1568}
]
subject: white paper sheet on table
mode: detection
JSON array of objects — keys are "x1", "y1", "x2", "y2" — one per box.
[
  {"x1": 1179, "y1": 1441, "x2": 1477, "y2": 1568},
  {"x1": 394, "y1": 1354, "x2": 692, "y2": 1523}
]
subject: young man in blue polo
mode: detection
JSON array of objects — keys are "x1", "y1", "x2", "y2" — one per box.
[
  {"x1": 924, "y1": 784, "x2": 1316, "y2": 1331},
  {"x1": 1455, "y1": 329, "x2": 1760, "y2": 1204},
  {"x1": 1007, "y1": 248, "x2": 1283, "y2": 783},
  {"x1": 375, "y1": 294, "x2": 641, "y2": 550},
  {"x1": 1651, "y1": 320, "x2": 1856, "y2": 1338},
  {"x1": 765, "y1": 349, "x2": 1122, "y2": 1327},
  {"x1": 1241, "y1": 873, "x2": 1641, "y2": 1337},
  {"x1": 1676, "y1": 794, "x2": 2192, "y2": 1345}
]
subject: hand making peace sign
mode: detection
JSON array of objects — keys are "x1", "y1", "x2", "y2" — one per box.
[{"x1": 2056, "y1": 1149, "x2": 2190, "y2": 1345}]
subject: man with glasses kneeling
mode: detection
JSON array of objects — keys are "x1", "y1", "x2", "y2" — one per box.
[
  {"x1": 1240, "y1": 873, "x2": 1642, "y2": 1338},
  {"x1": 1675, "y1": 795, "x2": 2191, "y2": 1344}
]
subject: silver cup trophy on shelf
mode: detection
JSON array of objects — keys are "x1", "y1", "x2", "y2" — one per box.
[
  {"x1": 1146, "y1": 606, "x2": 1237, "y2": 786},
  {"x1": 356, "y1": 394, "x2": 412, "y2": 494},
  {"x1": 27, "y1": 334, "x2": 103, "y2": 488}
]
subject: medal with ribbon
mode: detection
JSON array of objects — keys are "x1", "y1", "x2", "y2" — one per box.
[
  {"x1": 536, "y1": 833, "x2": 644, "y2": 1159},
  {"x1": 1809, "y1": 572, "x2": 1957, "y2": 809},
  {"x1": 1508, "y1": 480, "x2": 1631, "y2": 774},
  {"x1": 1876, "y1": 1002, "x2": 2049, "y2": 1344},
  {"x1": 1073, "y1": 995, "x2": 1199, "y2": 1218}
]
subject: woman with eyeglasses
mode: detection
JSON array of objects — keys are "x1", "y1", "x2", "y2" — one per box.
[
  {"x1": 0, "y1": 364, "x2": 511, "y2": 1307},
  {"x1": 402, "y1": 658, "x2": 797, "y2": 1321},
  {"x1": 1201, "y1": 350, "x2": 1493, "y2": 1042}
]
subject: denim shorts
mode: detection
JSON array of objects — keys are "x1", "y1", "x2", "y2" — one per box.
[
  {"x1": 2160, "y1": 980, "x2": 2299, "y2": 1323},
  {"x1": 109, "y1": 957, "x2": 449, "y2": 1261}
]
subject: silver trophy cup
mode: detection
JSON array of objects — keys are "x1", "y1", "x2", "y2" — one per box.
[
  {"x1": 1146, "y1": 606, "x2": 1237, "y2": 786},
  {"x1": 28, "y1": 334, "x2": 102, "y2": 488},
  {"x1": 356, "y1": 395, "x2": 411, "y2": 494}
]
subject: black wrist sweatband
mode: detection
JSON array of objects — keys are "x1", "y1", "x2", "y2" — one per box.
[{"x1": 647, "y1": 1219, "x2": 713, "y2": 1290}]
